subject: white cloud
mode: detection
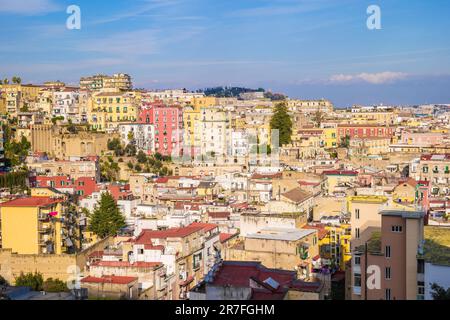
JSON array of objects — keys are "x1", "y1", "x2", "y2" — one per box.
[
  {"x1": 0, "y1": 0, "x2": 60, "y2": 15},
  {"x1": 329, "y1": 72, "x2": 409, "y2": 84}
]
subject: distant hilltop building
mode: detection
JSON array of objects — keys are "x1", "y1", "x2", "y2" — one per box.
[
  {"x1": 287, "y1": 99, "x2": 334, "y2": 114},
  {"x1": 80, "y1": 73, "x2": 132, "y2": 91},
  {"x1": 239, "y1": 91, "x2": 265, "y2": 100}
]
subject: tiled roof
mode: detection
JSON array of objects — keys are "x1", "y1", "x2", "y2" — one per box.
[
  {"x1": 134, "y1": 226, "x2": 204, "y2": 244},
  {"x1": 322, "y1": 170, "x2": 358, "y2": 176},
  {"x1": 189, "y1": 222, "x2": 219, "y2": 233},
  {"x1": 281, "y1": 188, "x2": 313, "y2": 204},
  {"x1": 251, "y1": 172, "x2": 282, "y2": 180},
  {"x1": 91, "y1": 261, "x2": 161, "y2": 268},
  {"x1": 81, "y1": 275, "x2": 137, "y2": 285},
  {"x1": 208, "y1": 212, "x2": 230, "y2": 219},
  {"x1": 0, "y1": 197, "x2": 61, "y2": 208},
  {"x1": 219, "y1": 233, "x2": 237, "y2": 243},
  {"x1": 211, "y1": 261, "x2": 295, "y2": 289}
]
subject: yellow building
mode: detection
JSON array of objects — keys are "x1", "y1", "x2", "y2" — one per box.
[
  {"x1": 321, "y1": 127, "x2": 338, "y2": 149},
  {"x1": 350, "y1": 111, "x2": 396, "y2": 125},
  {"x1": 183, "y1": 105, "x2": 201, "y2": 149},
  {"x1": 324, "y1": 224, "x2": 351, "y2": 271},
  {"x1": 190, "y1": 96, "x2": 217, "y2": 110},
  {"x1": 0, "y1": 84, "x2": 42, "y2": 115},
  {"x1": 0, "y1": 192, "x2": 65, "y2": 255},
  {"x1": 323, "y1": 170, "x2": 358, "y2": 195},
  {"x1": 90, "y1": 91, "x2": 137, "y2": 131},
  {"x1": 0, "y1": 93, "x2": 6, "y2": 114}
]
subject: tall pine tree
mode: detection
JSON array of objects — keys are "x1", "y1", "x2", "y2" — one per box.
[
  {"x1": 89, "y1": 192, "x2": 126, "y2": 238},
  {"x1": 270, "y1": 102, "x2": 293, "y2": 146}
]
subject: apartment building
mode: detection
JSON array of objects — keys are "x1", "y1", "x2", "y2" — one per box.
[
  {"x1": 90, "y1": 91, "x2": 138, "y2": 131},
  {"x1": 52, "y1": 89, "x2": 79, "y2": 121},
  {"x1": 80, "y1": 73, "x2": 132, "y2": 91},
  {"x1": 323, "y1": 170, "x2": 359, "y2": 195},
  {"x1": 347, "y1": 195, "x2": 389, "y2": 251},
  {"x1": 138, "y1": 103, "x2": 183, "y2": 157},
  {"x1": 225, "y1": 227, "x2": 319, "y2": 281},
  {"x1": 351, "y1": 210, "x2": 425, "y2": 300},
  {"x1": 118, "y1": 123, "x2": 155, "y2": 155},
  {"x1": 337, "y1": 124, "x2": 394, "y2": 143},
  {"x1": 0, "y1": 194, "x2": 65, "y2": 254},
  {"x1": 27, "y1": 157, "x2": 100, "y2": 181},
  {"x1": 414, "y1": 154, "x2": 450, "y2": 196},
  {"x1": 287, "y1": 99, "x2": 334, "y2": 114}
]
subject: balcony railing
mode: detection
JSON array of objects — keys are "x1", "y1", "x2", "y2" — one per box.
[{"x1": 38, "y1": 227, "x2": 53, "y2": 234}]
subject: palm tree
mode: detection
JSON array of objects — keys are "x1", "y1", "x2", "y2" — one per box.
[
  {"x1": 3, "y1": 79, "x2": 9, "y2": 85},
  {"x1": 12, "y1": 77, "x2": 22, "y2": 84}
]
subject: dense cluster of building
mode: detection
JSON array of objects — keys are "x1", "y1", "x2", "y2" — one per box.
[{"x1": 0, "y1": 74, "x2": 449, "y2": 300}]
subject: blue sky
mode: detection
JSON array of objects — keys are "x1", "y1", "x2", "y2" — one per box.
[{"x1": 1, "y1": 0, "x2": 450, "y2": 106}]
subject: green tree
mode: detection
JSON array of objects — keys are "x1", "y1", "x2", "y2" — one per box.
[
  {"x1": 431, "y1": 283, "x2": 450, "y2": 300},
  {"x1": 43, "y1": 278, "x2": 69, "y2": 292},
  {"x1": 15, "y1": 272, "x2": 44, "y2": 291},
  {"x1": 12, "y1": 76, "x2": 22, "y2": 84},
  {"x1": 339, "y1": 135, "x2": 351, "y2": 148},
  {"x1": 124, "y1": 144, "x2": 137, "y2": 157},
  {"x1": 127, "y1": 161, "x2": 134, "y2": 169},
  {"x1": 137, "y1": 150, "x2": 147, "y2": 163},
  {"x1": 154, "y1": 152, "x2": 164, "y2": 161},
  {"x1": 107, "y1": 138, "x2": 124, "y2": 157},
  {"x1": 270, "y1": 102, "x2": 293, "y2": 146},
  {"x1": 89, "y1": 192, "x2": 126, "y2": 238}
]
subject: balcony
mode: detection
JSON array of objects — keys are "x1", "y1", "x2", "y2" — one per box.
[
  {"x1": 39, "y1": 234, "x2": 53, "y2": 246},
  {"x1": 38, "y1": 226, "x2": 53, "y2": 234},
  {"x1": 38, "y1": 214, "x2": 50, "y2": 221}
]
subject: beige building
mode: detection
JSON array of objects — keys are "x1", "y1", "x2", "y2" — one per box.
[
  {"x1": 31, "y1": 124, "x2": 112, "y2": 159},
  {"x1": 225, "y1": 227, "x2": 319, "y2": 281},
  {"x1": 27, "y1": 158, "x2": 100, "y2": 181},
  {"x1": 347, "y1": 195, "x2": 389, "y2": 251}
]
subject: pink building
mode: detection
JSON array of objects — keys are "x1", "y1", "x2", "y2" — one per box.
[
  {"x1": 400, "y1": 131, "x2": 446, "y2": 146},
  {"x1": 139, "y1": 103, "x2": 183, "y2": 157}
]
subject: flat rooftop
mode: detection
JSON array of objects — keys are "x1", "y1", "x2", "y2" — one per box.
[{"x1": 246, "y1": 228, "x2": 316, "y2": 241}]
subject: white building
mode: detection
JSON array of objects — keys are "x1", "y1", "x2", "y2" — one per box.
[
  {"x1": 119, "y1": 123, "x2": 155, "y2": 154},
  {"x1": 52, "y1": 89, "x2": 79, "y2": 121}
]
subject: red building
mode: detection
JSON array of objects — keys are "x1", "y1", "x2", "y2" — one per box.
[
  {"x1": 106, "y1": 184, "x2": 134, "y2": 201},
  {"x1": 337, "y1": 124, "x2": 394, "y2": 142},
  {"x1": 35, "y1": 176, "x2": 97, "y2": 198},
  {"x1": 139, "y1": 103, "x2": 183, "y2": 157}
]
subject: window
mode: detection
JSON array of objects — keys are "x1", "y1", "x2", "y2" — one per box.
[
  {"x1": 355, "y1": 228, "x2": 360, "y2": 239},
  {"x1": 385, "y1": 267, "x2": 391, "y2": 280},
  {"x1": 354, "y1": 273, "x2": 361, "y2": 287},
  {"x1": 355, "y1": 209, "x2": 360, "y2": 220},
  {"x1": 391, "y1": 225, "x2": 403, "y2": 233},
  {"x1": 385, "y1": 288, "x2": 391, "y2": 300},
  {"x1": 385, "y1": 245, "x2": 391, "y2": 258},
  {"x1": 417, "y1": 259, "x2": 425, "y2": 274},
  {"x1": 138, "y1": 249, "x2": 144, "y2": 255},
  {"x1": 193, "y1": 253, "x2": 202, "y2": 269},
  {"x1": 354, "y1": 256, "x2": 361, "y2": 266},
  {"x1": 418, "y1": 281, "x2": 425, "y2": 299}
]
